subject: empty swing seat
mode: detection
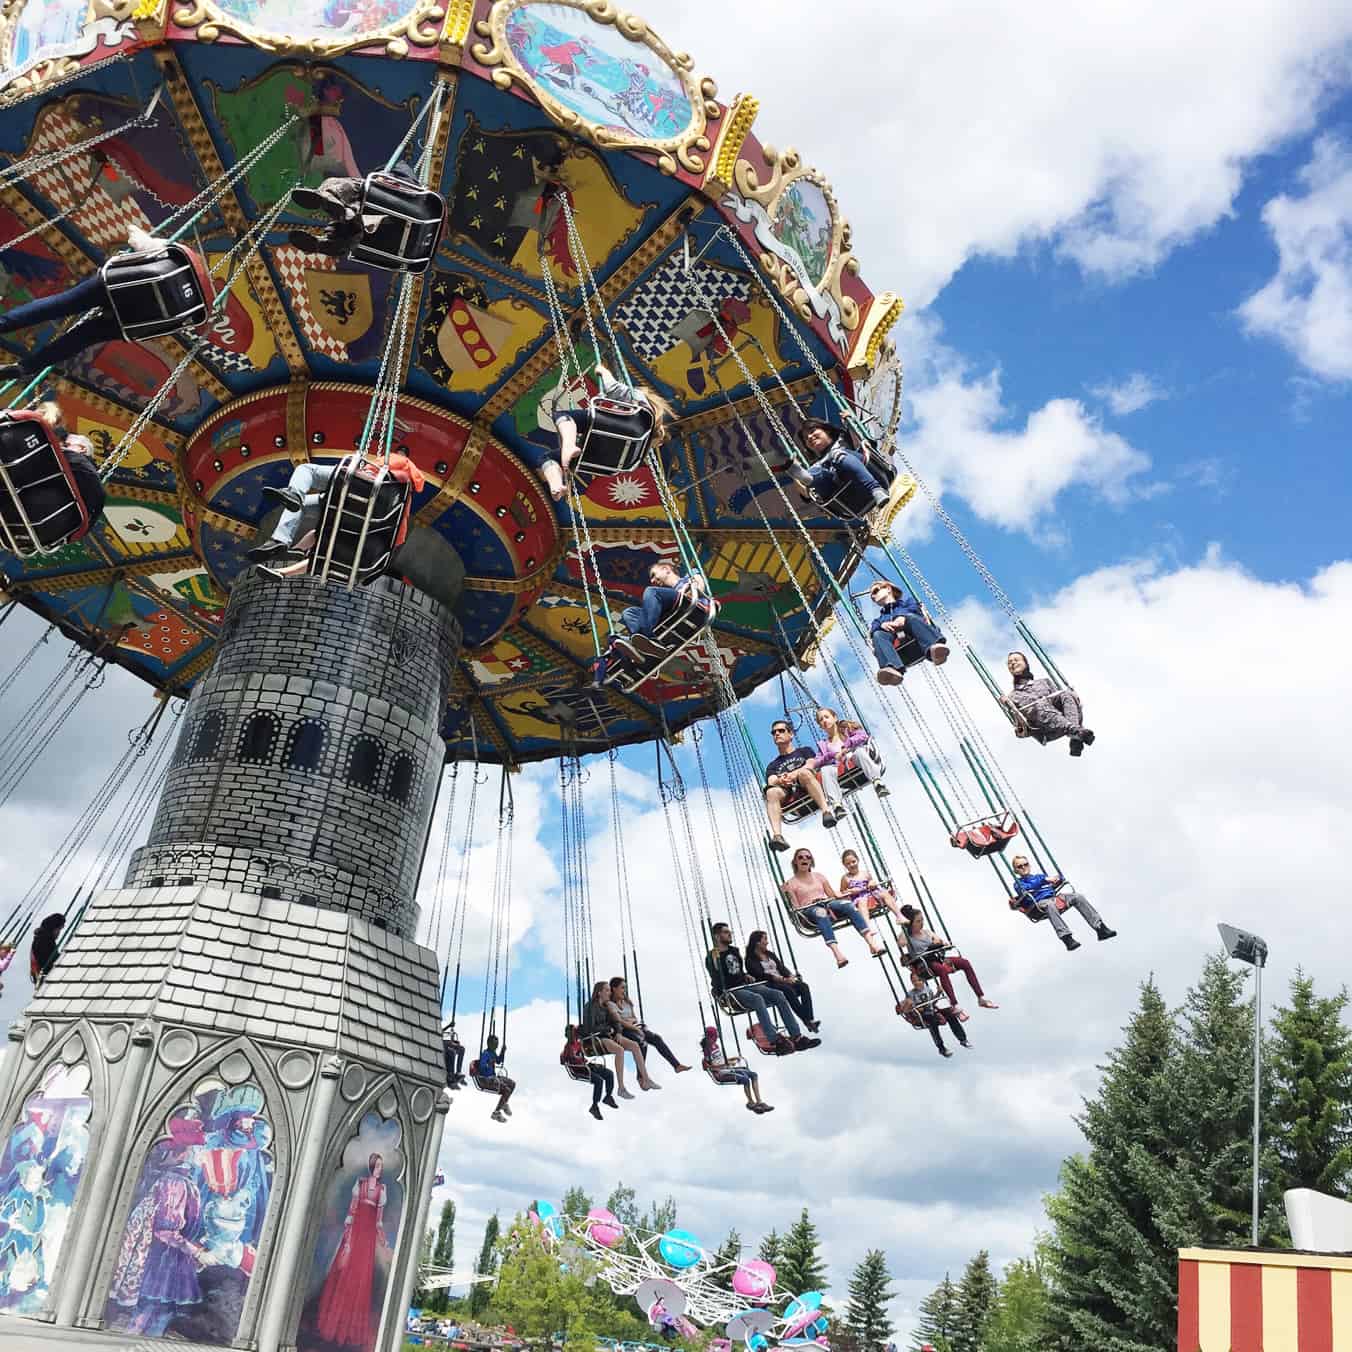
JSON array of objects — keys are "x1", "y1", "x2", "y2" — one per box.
[
  {"x1": 348, "y1": 172, "x2": 447, "y2": 274},
  {"x1": 307, "y1": 454, "x2": 412, "y2": 588},
  {"x1": 773, "y1": 736, "x2": 884, "y2": 824},
  {"x1": 569, "y1": 394, "x2": 656, "y2": 480},
  {"x1": 807, "y1": 443, "x2": 895, "y2": 520},
  {"x1": 603, "y1": 592, "x2": 718, "y2": 693},
  {"x1": 950, "y1": 812, "x2": 1020, "y2": 858},
  {"x1": 100, "y1": 243, "x2": 210, "y2": 341},
  {"x1": 0, "y1": 413, "x2": 93, "y2": 557}
]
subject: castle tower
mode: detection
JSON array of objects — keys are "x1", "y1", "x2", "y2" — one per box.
[{"x1": 0, "y1": 574, "x2": 460, "y2": 1352}]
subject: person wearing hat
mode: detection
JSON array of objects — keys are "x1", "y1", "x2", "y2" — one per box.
[
  {"x1": 867, "y1": 577, "x2": 949, "y2": 685},
  {"x1": 788, "y1": 418, "x2": 889, "y2": 514}
]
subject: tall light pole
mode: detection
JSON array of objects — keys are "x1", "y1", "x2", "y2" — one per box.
[{"x1": 1219, "y1": 922, "x2": 1269, "y2": 1246}]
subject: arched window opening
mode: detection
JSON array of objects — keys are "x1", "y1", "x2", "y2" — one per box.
[
  {"x1": 386, "y1": 753, "x2": 415, "y2": 806},
  {"x1": 346, "y1": 736, "x2": 384, "y2": 792},
  {"x1": 237, "y1": 712, "x2": 280, "y2": 765},
  {"x1": 285, "y1": 719, "x2": 326, "y2": 774},
  {"x1": 188, "y1": 710, "x2": 225, "y2": 763}
]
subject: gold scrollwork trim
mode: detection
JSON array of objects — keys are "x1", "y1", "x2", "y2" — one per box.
[
  {"x1": 732, "y1": 145, "x2": 860, "y2": 335},
  {"x1": 707, "y1": 91, "x2": 757, "y2": 191},
  {"x1": 0, "y1": 1, "x2": 138, "y2": 104},
  {"x1": 848, "y1": 293, "x2": 903, "y2": 376},
  {"x1": 471, "y1": 0, "x2": 718, "y2": 175},
  {"x1": 169, "y1": 0, "x2": 446, "y2": 57}
]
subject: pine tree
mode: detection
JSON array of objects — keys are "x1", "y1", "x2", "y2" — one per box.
[
  {"x1": 413, "y1": 1225, "x2": 436, "y2": 1307},
  {"x1": 423, "y1": 1199, "x2": 456, "y2": 1312},
  {"x1": 709, "y1": 1227, "x2": 742, "y2": 1291},
  {"x1": 562, "y1": 1186, "x2": 593, "y2": 1221},
  {"x1": 911, "y1": 1274, "x2": 958, "y2": 1352},
  {"x1": 607, "y1": 1183, "x2": 639, "y2": 1228},
  {"x1": 758, "y1": 1229, "x2": 782, "y2": 1268},
  {"x1": 950, "y1": 1251, "x2": 995, "y2": 1352},
  {"x1": 640, "y1": 1195, "x2": 678, "y2": 1234},
  {"x1": 1268, "y1": 971, "x2": 1352, "y2": 1198},
  {"x1": 1043, "y1": 978, "x2": 1180, "y2": 1351},
  {"x1": 778, "y1": 1208, "x2": 828, "y2": 1296},
  {"x1": 468, "y1": 1212, "x2": 500, "y2": 1316},
  {"x1": 843, "y1": 1249, "x2": 893, "y2": 1350}
]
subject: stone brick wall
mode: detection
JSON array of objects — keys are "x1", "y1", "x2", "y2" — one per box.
[{"x1": 126, "y1": 573, "x2": 461, "y2": 937}]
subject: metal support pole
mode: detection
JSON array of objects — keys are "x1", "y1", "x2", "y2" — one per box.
[{"x1": 1252, "y1": 955, "x2": 1263, "y2": 1246}]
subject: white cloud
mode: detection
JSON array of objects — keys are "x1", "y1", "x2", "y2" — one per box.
[
  {"x1": 1237, "y1": 134, "x2": 1352, "y2": 381},
  {"x1": 1089, "y1": 372, "x2": 1169, "y2": 416},
  {"x1": 893, "y1": 317, "x2": 1154, "y2": 535},
  {"x1": 636, "y1": 0, "x2": 1352, "y2": 302}
]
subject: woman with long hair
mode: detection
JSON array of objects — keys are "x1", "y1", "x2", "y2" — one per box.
[
  {"x1": 781, "y1": 847, "x2": 884, "y2": 967},
  {"x1": 744, "y1": 930, "x2": 817, "y2": 1031},
  {"x1": 1003, "y1": 651, "x2": 1095, "y2": 756},
  {"x1": 811, "y1": 706, "x2": 886, "y2": 819},
  {"x1": 315, "y1": 1153, "x2": 393, "y2": 1347},
  {"x1": 580, "y1": 979, "x2": 658, "y2": 1096}
]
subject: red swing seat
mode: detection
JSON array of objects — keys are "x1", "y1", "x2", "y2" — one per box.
[
  {"x1": 1009, "y1": 881, "x2": 1072, "y2": 923},
  {"x1": 562, "y1": 1061, "x2": 594, "y2": 1084},
  {"x1": 950, "y1": 812, "x2": 1020, "y2": 858},
  {"x1": 0, "y1": 412, "x2": 94, "y2": 557}
]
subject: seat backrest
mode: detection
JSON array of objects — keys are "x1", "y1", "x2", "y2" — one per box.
[
  {"x1": 101, "y1": 243, "x2": 209, "y2": 339},
  {"x1": 0, "y1": 414, "x2": 91, "y2": 555},
  {"x1": 350, "y1": 172, "x2": 447, "y2": 274},
  {"x1": 308, "y1": 455, "x2": 411, "y2": 587},
  {"x1": 572, "y1": 396, "x2": 655, "y2": 480}
]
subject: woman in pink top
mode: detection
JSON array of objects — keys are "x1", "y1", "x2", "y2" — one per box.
[
  {"x1": 811, "y1": 707, "x2": 887, "y2": 820},
  {"x1": 782, "y1": 847, "x2": 885, "y2": 968}
]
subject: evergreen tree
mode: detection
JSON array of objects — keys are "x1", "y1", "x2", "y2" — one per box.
[
  {"x1": 641, "y1": 1195, "x2": 678, "y2": 1235},
  {"x1": 422, "y1": 1199, "x2": 456, "y2": 1312},
  {"x1": 758, "y1": 1229, "x2": 782, "y2": 1268},
  {"x1": 468, "y1": 1212, "x2": 500, "y2": 1316},
  {"x1": 1042, "y1": 978, "x2": 1180, "y2": 1351},
  {"x1": 951, "y1": 1251, "x2": 995, "y2": 1352},
  {"x1": 983, "y1": 1255, "x2": 1050, "y2": 1352},
  {"x1": 709, "y1": 1227, "x2": 742, "y2": 1291},
  {"x1": 607, "y1": 1183, "x2": 639, "y2": 1228},
  {"x1": 1268, "y1": 971, "x2": 1352, "y2": 1198},
  {"x1": 413, "y1": 1225, "x2": 436, "y2": 1307},
  {"x1": 911, "y1": 1274, "x2": 958, "y2": 1352},
  {"x1": 843, "y1": 1249, "x2": 893, "y2": 1350},
  {"x1": 562, "y1": 1186, "x2": 593, "y2": 1221},
  {"x1": 779, "y1": 1208, "x2": 828, "y2": 1296}
]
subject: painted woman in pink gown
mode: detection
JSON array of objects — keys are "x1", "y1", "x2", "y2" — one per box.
[{"x1": 314, "y1": 1154, "x2": 392, "y2": 1349}]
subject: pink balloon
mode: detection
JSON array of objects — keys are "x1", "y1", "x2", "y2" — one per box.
[
  {"x1": 732, "y1": 1259, "x2": 776, "y2": 1299},
  {"x1": 586, "y1": 1206, "x2": 624, "y2": 1249}
]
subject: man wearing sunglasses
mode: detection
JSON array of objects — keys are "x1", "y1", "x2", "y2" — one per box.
[{"x1": 764, "y1": 719, "x2": 833, "y2": 847}]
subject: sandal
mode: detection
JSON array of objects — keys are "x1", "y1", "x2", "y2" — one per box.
[
  {"x1": 955, "y1": 1007, "x2": 970, "y2": 1023},
  {"x1": 835, "y1": 955, "x2": 849, "y2": 969}
]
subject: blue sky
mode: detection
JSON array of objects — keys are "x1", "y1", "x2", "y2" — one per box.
[{"x1": 2, "y1": 2, "x2": 1351, "y2": 1344}]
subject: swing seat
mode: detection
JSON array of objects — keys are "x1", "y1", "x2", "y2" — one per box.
[
  {"x1": 307, "y1": 454, "x2": 412, "y2": 589},
  {"x1": 0, "y1": 413, "x2": 93, "y2": 557},
  {"x1": 905, "y1": 942, "x2": 955, "y2": 980},
  {"x1": 571, "y1": 395, "x2": 655, "y2": 480},
  {"x1": 470, "y1": 1073, "x2": 500, "y2": 1093},
  {"x1": 806, "y1": 444, "x2": 895, "y2": 521},
  {"x1": 888, "y1": 630, "x2": 926, "y2": 670},
  {"x1": 563, "y1": 1062, "x2": 594, "y2": 1084},
  {"x1": 348, "y1": 171, "x2": 447, "y2": 274},
  {"x1": 784, "y1": 879, "x2": 894, "y2": 940},
  {"x1": 1010, "y1": 882, "x2": 1072, "y2": 922},
  {"x1": 950, "y1": 812, "x2": 1020, "y2": 858},
  {"x1": 773, "y1": 737, "x2": 883, "y2": 823},
  {"x1": 100, "y1": 243, "x2": 210, "y2": 341},
  {"x1": 712, "y1": 985, "x2": 787, "y2": 1055},
  {"x1": 603, "y1": 592, "x2": 718, "y2": 693}
]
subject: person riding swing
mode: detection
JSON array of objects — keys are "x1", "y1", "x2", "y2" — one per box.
[
  {"x1": 787, "y1": 417, "x2": 889, "y2": 516},
  {"x1": 1002, "y1": 651, "x2": 1096, "y2": 756},
  {"x1": 868, "y1": 578, "x2": 949, "y2": 685},
  {"x1": 591, "y1": 559, "x2": 713, "y2": 685}
]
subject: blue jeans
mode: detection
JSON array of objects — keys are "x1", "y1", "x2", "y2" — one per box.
[
  {"x1": 726, "y1": 984, "x2": 802, "y2": 1041},
  {"x1": 800, "y1": 899, "x2": 869, "y2": 944},
  {"x1": 271, "y1": 462, "x2": 335, "y2": 546},
  {"x1": 872, "y1": 615, "x2": 945, "y2": 670},
  {"x1": 807, "y1": 449, "x2": 881, "y2": 499},
  {"x1": 0, "y1": 274, "x2": 121, "y2": 371},
  {"x1": 620, "y1": 584, "x2": 679, "y2": 638}
]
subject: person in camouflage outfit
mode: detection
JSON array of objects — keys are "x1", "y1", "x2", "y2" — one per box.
[{"x1": 1003, "y1": 651, "x2": 1096, "y2": 757}]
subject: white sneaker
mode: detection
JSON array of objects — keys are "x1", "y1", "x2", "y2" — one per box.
[{"x1": 617, "y1": 1087, "x2": 635, "y2": 1100}]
